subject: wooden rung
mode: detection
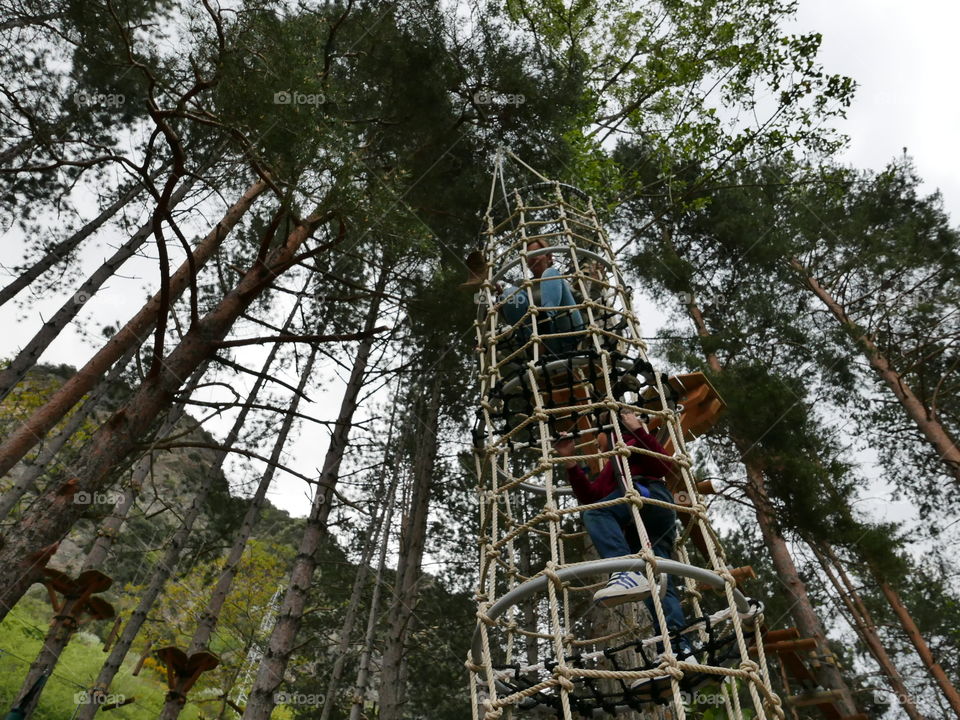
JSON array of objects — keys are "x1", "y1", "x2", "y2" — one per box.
[
  {"x1": 786, "y1": 689, "x2": 843, "y2": 707},
  {"x1": 750, "y1": 638, "x2": 818, "y2": 655},
  {"x1": 762, "y1": 628, "x2": 801, "y2": 643},
  {"x1": 728, "y1": 565, "x2": 755, "y2": 583},
  {"x1": 101, "y1": 696, "x2": 136, "y2": 711},
  {"x1": 103, "y1": 615, "x2": 122, "y2": 652},
  {"x1": 132, "y1": 642, "x2": 152, "y2": 676},
  {"x1": 696, "y1": 479, "x2": 715, "y2": 495},
  {"x1": 696, "y1": 565, "x2": 755, "y2": 591}
]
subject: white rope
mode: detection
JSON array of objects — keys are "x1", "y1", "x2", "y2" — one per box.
[{"x1": 469, "y1": 151, "x2": 784, "y2": 720}]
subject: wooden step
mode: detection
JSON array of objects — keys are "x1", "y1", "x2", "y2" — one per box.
[
  {"x1": 751, "y1": 638, "x2": 818, "y2": 656},
  {"x1": 761, "y1": 627, "x2": 800, "y2": 643},
  {"x1": 696, "y1": 565, "x2": 755, "y2": 591},
  {"x1": 785, "y1": 689, "x2": 843, "y2": 707},
  {"x1": 695, "y1": 479, "x2": 715, "y2": 495}
]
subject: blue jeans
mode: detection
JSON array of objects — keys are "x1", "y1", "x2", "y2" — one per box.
[
  {"x1": 582, "y1": 481, "x2": 688, "y2": 636},
  {"x1": 501, "y1": 267, "x2": 585, "y2": 355}
]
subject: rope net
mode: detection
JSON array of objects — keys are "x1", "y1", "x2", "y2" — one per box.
[{"x1": 467, "y1": 152, "x2": 784, "y2": 720}]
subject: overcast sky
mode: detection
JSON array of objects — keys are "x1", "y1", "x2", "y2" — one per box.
[
  {"x1": 1, "y1": 2, "x2": 957, "y2": 520},
  {"x1": 791, "y1": 0, "x2": 960, "y2": 220}
]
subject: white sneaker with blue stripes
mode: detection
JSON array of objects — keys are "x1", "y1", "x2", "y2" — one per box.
[{"x1": 593, "y1": 571, "x2": 667, "y2": 607}]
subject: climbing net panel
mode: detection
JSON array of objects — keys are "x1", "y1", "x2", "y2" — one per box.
[{"x1": 467, "y1": 151, "x2": 785, "y2": 720}]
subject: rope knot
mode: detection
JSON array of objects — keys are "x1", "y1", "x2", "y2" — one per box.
[
  {"x1": 718, "y1": 569, "x2": 737, "y2": 586},
  {"x1": 543, "y1": 561, "x2": 564, "y2": 590},
  {"x1": 664, "y1": 665, "x2": 685, "y2": 681},
  {"x1": 482, "y1": 698, "x2": 504, "y2": 719},
  {"x1": 554, "y1": 672, "x2": 575, "y2": 693},
  {"x1": 738, "y1": 659, "x2": 762, "y2": 683}
]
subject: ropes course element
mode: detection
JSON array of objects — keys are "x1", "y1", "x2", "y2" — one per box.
[{"x1": 466, "y1": 150, "x2": 785, "y2": 720}]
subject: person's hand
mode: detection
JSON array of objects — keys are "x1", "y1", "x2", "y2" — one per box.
[
  {"x1": 620, "y1": 410, "x2": 644, "y2": 433},
  {"x1": 553, "y1": 434, "x2": 578, "y2": 468}
]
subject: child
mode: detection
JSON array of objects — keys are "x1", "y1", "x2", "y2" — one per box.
[{"x1": 554, "y1": 410, "x2": 691, "y2": 664}]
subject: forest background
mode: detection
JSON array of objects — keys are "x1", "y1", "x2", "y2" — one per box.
[{"x1": 0, "y1": 0, "x2": 958, "y2": 719}]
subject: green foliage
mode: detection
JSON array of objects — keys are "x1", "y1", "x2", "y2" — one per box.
[
  {"x1": 0, "y1": 364, "x2": 100, "y2": 501},
  {"x1": 130, "y1": 538, "x2": 294, "y2": 707},
  {"x1": 0, "y1": 593, "x2": 203, "y2": 720}
]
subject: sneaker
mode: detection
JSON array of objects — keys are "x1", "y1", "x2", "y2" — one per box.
[{"x1": 593, "y1": 571, "x2": 667, "y2": 607}]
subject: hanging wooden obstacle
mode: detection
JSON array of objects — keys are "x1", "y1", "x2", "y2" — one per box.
[
  {"x1": 40, "y1": 568, "x2": 115, "y2": 628},
  {"x1": 155, "y1": 646, "x2": 220, "y2": 707},
  {"x1": 643, "y1": 372, "x2": 726, "y2": 453}
]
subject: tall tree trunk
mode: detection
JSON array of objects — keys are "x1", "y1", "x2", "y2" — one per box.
[
  {"x1": 808, "y1": 542, "x2": 926, "y2": 720},
  {"x1": 241, "y1": 266, "x2": 388, "y2": 720},
  {"x1": 0, "y1": 171, "x2": 158, "y2": 309},
  {"x1": 73, "y1": 299, "x2": 299, "y2": 720},
  {"x1": 379, "y1": 376, "x2": 441, "y2": 720},
  {"x1": 348, "y1": 465, "x2": 400, "y2": 720},
  {"x1": 0, "y1": 344, "x2": 138, "y2": 520},
  {"x1": 11, "y1": 362, "x2": 209, "y2": 719},
  {"x1": 321, "y1": 384, "x2": 405, "y2": 720},
  {"x1": 317, "y1": 479, "x2": 386, "y2": 720},
  {"x1": 158, "y1": 342, "x2": 321, "y2": 720},
  {"x1": 346, "y1": 371, "x2": 406, "y2": 720},
  {"x1": 876, "y1": 578, "x2": 960, "y2": 717},
  {"x1": 740, "y1": 464, "x2": 858, "y2": 715},
  {"x1": 0, "y1": 202, "x2": 334, "y2": 624},
  {"x1": 687, "y1": 293, "x2": 860, "y2": 716},
  {"x1": 0, "y1": 176, "x2": 197, "y2": 404},
  {"x1": 790, "y1": 257, "x2": 960, "y2": 485},
  {"x1": 0, "y1": 178, "x2": 267, "y2": 480}
]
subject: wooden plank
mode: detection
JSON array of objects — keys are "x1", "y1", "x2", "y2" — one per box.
[
  {"x1": 786, "y1": 690, "x2": 843, "y2": 708},
  {"x1": 762, "y1": 628, "x2": 801, "y2": 643},
  {"x1": 696, "y1": 565, "x2": 756, "y2": 592},
  {"x1": 751, "y1": 638, "x2": 819, "y2": 655},
  {"x1": 778, "y1": 652, "x2": 817, "y2": 685}
]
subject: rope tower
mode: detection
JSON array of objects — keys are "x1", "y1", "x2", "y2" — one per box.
[{"x1": 466, "y1": 151, "x2": 785, "y2": 720}]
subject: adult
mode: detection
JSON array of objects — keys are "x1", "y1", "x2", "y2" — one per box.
[{"x1": 500, "y1": 239, "x2": 585, "y2": 355}]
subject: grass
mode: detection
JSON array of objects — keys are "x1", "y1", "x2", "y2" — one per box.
[{"x1": 0, "y1": 592, "x2": 203, "y2": 719}]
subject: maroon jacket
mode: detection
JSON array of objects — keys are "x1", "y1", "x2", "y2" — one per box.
[{"x1": 566, "y1": 427, "x2": 673, "y2": 504}]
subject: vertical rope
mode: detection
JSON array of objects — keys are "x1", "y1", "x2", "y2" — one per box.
[{"x1": 470, "y1": 159, "x2": 783, "y2": 720}]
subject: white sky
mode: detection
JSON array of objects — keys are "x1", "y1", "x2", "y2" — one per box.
[
  {"x1": 791, "y1": 0, "x2": 960, "y2": 220},
  {"x1": 1, "y1": 2, "x2": 958, "y2": 521}
]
